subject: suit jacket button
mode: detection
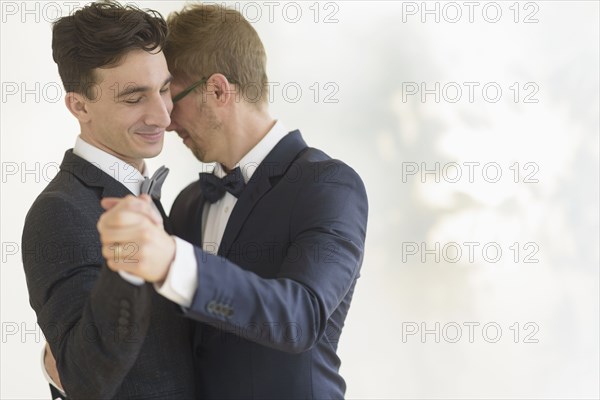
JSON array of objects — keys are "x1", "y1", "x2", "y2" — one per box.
[
  {"x1": 117, "y1": 326, "x2": 129, "y2": 337},
  {"x1": 206, "y1": 301, "x2": 216, "y2": 313},
  {"x1": 215, "y1": 304, "x2": 223, "y2": 314}
]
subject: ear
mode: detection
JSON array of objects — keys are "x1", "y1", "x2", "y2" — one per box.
[
  {"x1": 206, "y1": 73, "x2": 236, "y2": 107},
  {"x1": 65, "y1": 92, "x2": 91, "y2": 123}
]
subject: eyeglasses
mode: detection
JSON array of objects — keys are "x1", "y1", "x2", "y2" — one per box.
[{"x1": 172, "y1": 76, "x2": 238, "y2": 104}]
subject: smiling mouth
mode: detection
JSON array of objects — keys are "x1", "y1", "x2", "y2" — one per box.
[{"x1": 136, "y1": 131, "x2": 164, "y2": 141}]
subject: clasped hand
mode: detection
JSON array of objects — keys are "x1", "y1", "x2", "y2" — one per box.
[{"x1": 97, "y1": 194, "x2": 175, "y2": 283}]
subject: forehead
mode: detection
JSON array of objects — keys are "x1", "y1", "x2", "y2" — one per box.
[
  {"x1": 170, "y1": 79, "x2": 186, "y2": 89},
  {"x1": 169, "y1": 76, "x2": 193, "y2": 90},
  {"x1": 95, "y1": 49, "x2": 169, "y2": 86}
]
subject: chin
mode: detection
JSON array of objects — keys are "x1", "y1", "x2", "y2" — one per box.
[
  {"x1": 190, "y1": 148, "x2": 206, "y2": 162},
  {"x1": 137, "y1": 144, "x2": 163, "y2": 159}
]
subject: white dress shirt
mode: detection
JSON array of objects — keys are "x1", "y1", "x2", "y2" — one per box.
[
  {"x1": 73, "y1": 136, "x2": 148, "y2": 197},
  {"x1": 73, "y1": 136, "x2": 151, "y2": 286},
  {"x1": 156, "y1": 120, "x2": 289, "y2": 307},
  {"x1": 42, "y1": 136, "x2": 156, "y2": 393}
]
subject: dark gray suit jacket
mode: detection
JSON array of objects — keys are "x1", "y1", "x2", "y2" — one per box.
[
  {"x1": 22, "y1": 150, "x2": 196, "y2": 399},
  {"x1": 170, "y1": 131, "x2": 368, "y2": 399}
]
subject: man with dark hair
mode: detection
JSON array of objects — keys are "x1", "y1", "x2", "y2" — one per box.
[
  {"x1": 21, "y1": 1, "x2": 195, "y2": 398},
  {"x1": 98, "y1": 3, "x2": 368, "y2": 398}
]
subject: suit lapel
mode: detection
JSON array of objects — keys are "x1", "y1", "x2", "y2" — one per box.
[
  {"x1": 61, "y1": 150, "x2": 179, "y2": 236},
  {"x1": 152, "y1": 198, "x2": 174, "y2": 235},
  {"x1": 60, "y1": 150, "x2": 133, "y2": 199},
  {"x1": 218, "y1": 130, "x2": 308, "y2": 257},
  {"x1": 190, "y1": 191, "x2": 207, "y2": 247}
]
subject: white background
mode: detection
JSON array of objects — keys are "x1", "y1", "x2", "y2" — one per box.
[{"x1": 1, "y1": 1, "x2": 599, "y2": 399}]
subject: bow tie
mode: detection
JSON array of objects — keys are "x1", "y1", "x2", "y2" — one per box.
[
  {"x1": 199, "y1": 167, "x2": 246, "y2": 204},
  {"x1": 141, "y1": 165, "x2": 169, "y2": 200}
]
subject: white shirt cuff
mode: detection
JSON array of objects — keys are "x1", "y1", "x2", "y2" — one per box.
[
  {"x1": 118, "y1": 270, "x2": 145, "y2": 286},
  {"x1": 41, "y1": 345, "x2": 65, "y2": 396},
  {"x1": 154, "y1": 236, "x2": 198, "y2": 308}
]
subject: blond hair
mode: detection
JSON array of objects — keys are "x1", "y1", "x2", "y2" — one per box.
[{"x1": 165, "y1": 3, "x2": 269, "y2": 105}]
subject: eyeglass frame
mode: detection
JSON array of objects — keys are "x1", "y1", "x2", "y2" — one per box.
[{"x1": 171, "y1": 75, "x2": 239, "y2": 104}]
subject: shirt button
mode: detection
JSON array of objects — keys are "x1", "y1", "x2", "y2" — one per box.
[{"x1": 224, "y1": 206, "x2": 229, "y2": 213}]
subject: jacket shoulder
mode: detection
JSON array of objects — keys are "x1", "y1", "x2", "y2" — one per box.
[
  {"x1": 24, "y1": 172, "x2": 102, "y2": 228},
  {"x1": 294, "y1": 147, "x2": 366, "y2": 193}
]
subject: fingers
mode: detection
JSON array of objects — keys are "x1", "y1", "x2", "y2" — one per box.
[
  {"x1": 99, "y1": 218, "x2": 156, "y2": 262},
  {"x1": 103, "y1": 242, "x2": 143, "y2": 272},
  {"x1": 101, "y1": 228, "x2": 175, "y2": 283},
  {"x1": 98, "y1": 195, "x2": 162, "y2": 231},
  {"x1": 140, "y1": 194, "x2": 164, "y2": 225},
  {"x1": 97, "y1": 194, "x2": 170, "y2": 281},
  {"x1": 44, "y1": 343, "x2": 63, "y2": 390},
  {"x1": 100, "y1": 197, "x2": 122, "y2": 210},
  {"x1": 100, "y1": 222, "x2": 152, "y2": 243},
  {"x1": 101, "y1": 195, "x2": 153, "y2": 215},
  {"x1": 100, "y1": 210, "x2": 149, "y2": 232}
]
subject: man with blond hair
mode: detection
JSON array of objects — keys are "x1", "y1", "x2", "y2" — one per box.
[{"x1": 98, "y1": 3, "x2": 369, "y2": 398}]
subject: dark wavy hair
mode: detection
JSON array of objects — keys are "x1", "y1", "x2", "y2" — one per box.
[{"x1": 52, "y1": 0, "x2": 167, "y2": 99}]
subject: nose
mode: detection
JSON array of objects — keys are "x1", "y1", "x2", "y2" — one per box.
[
  {"x1": 145, "y1": 92, "x2": 172, "y2": 129},
  {"x1": 166, "y1": 113, "x2": 179, "y2": 132}
]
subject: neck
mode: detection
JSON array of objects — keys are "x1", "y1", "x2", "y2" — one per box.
[
  {"x1": 79, "y1": 133, "x2": 144, "y2": 172},
  {"x1": 221, "y1": 105, "x2": 275, "y2": 170}
]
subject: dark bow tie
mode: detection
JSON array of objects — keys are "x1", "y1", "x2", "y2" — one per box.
[
  {"x1": 199, "y1": 167, "x2": 246, "y2": 204},
  {"x1": 141, "y1": 165, "x2": 169, "y2": 200}
]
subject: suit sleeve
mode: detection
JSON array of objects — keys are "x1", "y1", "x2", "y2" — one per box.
[
  {"x1": 182, "y1": 161, "x2": 368, "y2": 353},
  {"x1": 22, "y1": 194, "x2": 152, "y2": 399}
]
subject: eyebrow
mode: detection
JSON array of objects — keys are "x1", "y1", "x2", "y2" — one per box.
[{"x1": 116, "y1": 76, "x2": 173, "y2": 98}]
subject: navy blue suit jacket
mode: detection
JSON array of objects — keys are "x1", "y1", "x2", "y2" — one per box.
[{"x1": 170, "y1": 131, "x2": 368, "y2": 399}]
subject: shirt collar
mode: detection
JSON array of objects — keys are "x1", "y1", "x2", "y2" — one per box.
[
  {"x1": 72, "y1": 136, "x2": 148, "y2": 196},
  {"x1": 213, "y1": 120, "x2": 289, "y2": 182}
]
